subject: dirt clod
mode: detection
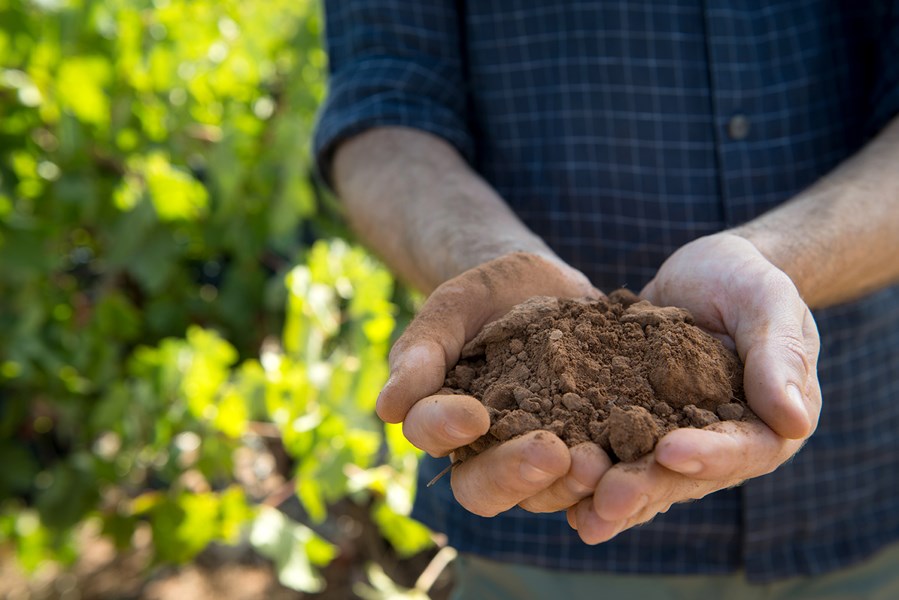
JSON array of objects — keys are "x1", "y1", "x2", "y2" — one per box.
[
  {"x1": 609, "y1": 405, "x2": 659, "y2": 462},
  {"x1": 445, "y1": 295, "x2": 751, "y2": 463}
]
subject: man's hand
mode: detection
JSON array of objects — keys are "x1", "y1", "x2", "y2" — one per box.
[
  {"x1": 568, "y1": 233, "x2": 822, "y2": 543},
  {"x1": 378, "y1": 252, "x2": 614, "y2": 517}
]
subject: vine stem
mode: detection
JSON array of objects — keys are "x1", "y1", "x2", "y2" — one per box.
[{"x1": 426, "y1": 459, "x2": 462, "y2": 487}]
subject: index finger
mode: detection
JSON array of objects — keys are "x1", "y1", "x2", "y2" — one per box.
[
  {"x1": 377, "y1": 253, "x2": 600, "y2": 423},
  {"x1": 653, "y1": 419, "x2": 804, "y2": 481},
  {"x1": 726, "y1": 266, "x2": 821, "y2": 439},
  {"x1": 376, "y1": 280, "x2": 492, "y2": 423}
]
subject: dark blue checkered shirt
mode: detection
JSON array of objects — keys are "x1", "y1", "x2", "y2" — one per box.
[{"x1": 314, "y1": 0, "x2": 899, "y2": 583}]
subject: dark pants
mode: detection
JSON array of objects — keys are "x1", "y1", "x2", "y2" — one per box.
[{"x1": 451, "y1": 543, "x2": 899, "y2": 600}]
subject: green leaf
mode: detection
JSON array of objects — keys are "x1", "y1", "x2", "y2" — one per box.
[
  {"x1": 0, "y1": 0, "x2": 406, "y2": 579},
  {"x1": 249, "y1": 506, "x2": 336, "y2": 593},
  {"x1": 34, "y1": 458, "x2": 99, "y2": 531},
  {"x1": 219, "y1": 486, "x2": 254, "y2": 543},
  {"x1": 0, "y1": 441, "x2": 39, "y2": 496},
  {"x1": 182, "y1": 326, "x2": 238, "y2": 421},
  {"x1": 372, "y1": 501, "x2": 433, "y2": 559},
  {"x1": 56, "y1": 56, "x2": 111, "y2": 129},
  {"x1": 94, "y1": 291, "x2": 142, "y2": 341},
  {"x1": 214, "y1": 386, "x2": 249, "y2": 438},
  {"x1": 149, "y1": 492, "x2": 222, "y2": 564},
  {"x1": 143, "y1": 152, "x2": 209, "y2": 221}
]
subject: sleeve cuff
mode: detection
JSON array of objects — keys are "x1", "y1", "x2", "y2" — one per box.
[{"x1": 313, "y1": 63, "x2": 475, "y2": 191}]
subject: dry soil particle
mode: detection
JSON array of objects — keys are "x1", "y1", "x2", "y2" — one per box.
[{"x1": 443, "y1": 291, "x2": 751, "y2": 463}]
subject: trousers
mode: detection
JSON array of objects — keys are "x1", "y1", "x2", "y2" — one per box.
[{"x1": 451, "y1": 542, "x2": 899, "y2": 600}]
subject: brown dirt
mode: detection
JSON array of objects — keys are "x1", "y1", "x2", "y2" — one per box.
[{"x1": 443, "y1": 291, "x2": 752, "y2": 463}]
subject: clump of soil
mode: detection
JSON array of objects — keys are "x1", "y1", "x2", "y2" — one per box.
[{"x1": 443, "y1": 291, "x2": 751, "y2": 463}]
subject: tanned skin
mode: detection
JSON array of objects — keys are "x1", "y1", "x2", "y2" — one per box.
[{"x1": 331, "y1": 117, "x2": 899, "y2": 540}]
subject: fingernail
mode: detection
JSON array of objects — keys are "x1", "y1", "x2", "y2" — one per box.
[
  {"x1": 520, "y1": 461, "x2": 556, "y2": 484},
  {"x1": 674, "y1": 460, "x2": 703, "y2": 475},
  {"x1": 786, "y1": 384, "x2": 805, "y2": 412},
  {"x1": 625, "y1": 494, "x2": 650, "y2": 519},
  {"x1": 375, "y1": 382, "x2": 392, "y2": 417}
]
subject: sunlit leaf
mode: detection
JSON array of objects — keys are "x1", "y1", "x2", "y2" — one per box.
[
  {"x1": 143, "y1": 152, "x2": 209, "y2": 221},
  {"x1": 249, "y1": 506, "x2": 336, "y2": 593},
  {"x1": 372, "y1": 501, "x2": 433, "y2": 559},
  {"x1": 214, "y1": 385, "x2": 249, "y2": 438},
  {"x1": 0, "y1": 1, "x2": 419, "y2": 594},
  {"x1": 56, "y1": 56, "x2": 110, "y2": 128}
]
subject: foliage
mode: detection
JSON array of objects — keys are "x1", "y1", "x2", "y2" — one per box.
[{"x1": 0, "y1": 0, "x2": 429, "y2": 592}]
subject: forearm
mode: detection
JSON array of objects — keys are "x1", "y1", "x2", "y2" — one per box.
[
  {"x1": 733, "y1": 115, "x2": 899, "y2": 309},
  {"x1": 332, "y1": 127, "x2": 556, "y2": 293}
]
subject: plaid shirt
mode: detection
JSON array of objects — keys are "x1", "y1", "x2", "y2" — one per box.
[{"x1": 315, "y1": 0, "x2": 899, "y2": 583}]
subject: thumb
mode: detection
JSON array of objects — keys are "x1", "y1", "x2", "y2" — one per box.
[
  {"x1": 731, "y1": 270, "x2": 821, "y2": 440},
  {"x1": 377, "y1": 253, "x2": 601, "y2": 423},
  {"x1": 639, "y1": 279, "x2": 658, "y2": 305},
  {"x1": 377, "y1": 281, "x2": 487, "y2": 424}
]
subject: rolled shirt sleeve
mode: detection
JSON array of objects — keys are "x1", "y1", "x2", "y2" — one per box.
[
  {"x1": 870, "y1": 1, "x2": 899, "y2": 132},
  {"x1": 313, "y1": 1, "x2": 473, "y2": 185}
]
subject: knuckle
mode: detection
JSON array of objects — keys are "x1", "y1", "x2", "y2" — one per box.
[
  {"x1": 802, "y1": 311, "x2": 822, "y2": 360},
  {"x1": 493, "y1": 467, "x2": 533, "y2": 497},
  {"x1": 566, "y1": 474, "x2": 595, "y2": 497},
  {"x1": 756, "y1": 263, "x2": 796, "y2": 296},
  {"x1": 776, "y1": 330, "x2": 811, "y2": 377},
  {"x1": 518, "y1": 495, "x2": 556, "y2": 513}
]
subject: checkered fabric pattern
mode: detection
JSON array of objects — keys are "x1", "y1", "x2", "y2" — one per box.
[{"x1": 314, "y1": 0, "x2": 899, "y2": 583}]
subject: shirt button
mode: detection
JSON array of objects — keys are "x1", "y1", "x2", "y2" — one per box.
[{"x1": 727, "y1": 114, "x2": 751, "y2": 140}]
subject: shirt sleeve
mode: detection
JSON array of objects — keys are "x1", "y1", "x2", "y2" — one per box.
[
  {"x1": 313, "y1": 1, "x2": 473, "y2": 186},
  {"x1": 870, "y1": 1, "x2": 899, "y2": 132}
]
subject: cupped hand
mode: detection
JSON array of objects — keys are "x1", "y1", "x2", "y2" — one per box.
[
  {"x1": 569, "y1": 232, "x2": 822, "y2": 543},
  {"x1": 378, "y1": 252, "x2": 613, "y2": 517}
]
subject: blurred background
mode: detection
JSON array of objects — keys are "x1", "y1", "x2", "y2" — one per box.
[{"x1": 0, "y1": 0, "x2": 454, "y2": 597}]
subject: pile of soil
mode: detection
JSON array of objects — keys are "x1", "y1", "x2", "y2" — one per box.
[{"x1": 443, "y1": 291, "x2": 751, "y2": 463}]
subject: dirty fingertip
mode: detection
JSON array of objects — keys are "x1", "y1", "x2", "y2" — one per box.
[{"x1": 375, "y1": 378, "x2": 402, "y2": 423}]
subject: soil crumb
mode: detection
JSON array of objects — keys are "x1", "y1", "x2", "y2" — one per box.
[{"x1": 443, "y1": 292, "x2": 750, "y2": 463}]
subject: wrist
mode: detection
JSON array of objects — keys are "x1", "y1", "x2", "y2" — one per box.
[
  {"x1": 727, "y1": 224, "x2": 816, "y2": 305},
  {"x1": 333, "y1": 127, "x2": 567, "y2": 294}
]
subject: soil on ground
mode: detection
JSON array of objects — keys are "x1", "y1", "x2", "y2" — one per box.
[{"x1": 443, "y1": 291, "x2": 752, "y2": 463}]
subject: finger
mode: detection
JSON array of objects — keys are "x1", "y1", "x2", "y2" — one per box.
[
  {"x1": 728, "y1": 267, "x2": 820, "y2": 439},
  {"x1": 573, "y1": 496, "x2": 626, "y2": 545},
  {"x1": 377, "y1": 275, "x2": 495, "y2": 424},
  {"x1": 378, "y1": 341, "x2": 453, "y2": 424},
  {"x1": 639, "y1": 279, "x2": 658, "y2": 305},
  {"x1": 579, "y1": 412, "x2": 812, "y2": 541},
  {"x1": 518, "y1": 443, "x2": 612, "y2": 513},
  {"x1": 800, "y1": 309, "x2": 823, "y2": 426},
  {"x1": 403, "y1": 394, "x2": 491, "y2": 457},
  {"x1": 592, "y1": 457, "x2": 675, "y2": 523},
  {"x1": 653, "y1": 421, "x2": 802, "y2": 480},
  {"x1": 377, "y1": 254, "x2": 600, "y2": 424},
  {"x1": 451, "y1": 430, "x2": 570, "y2": 517},
  {"x1": 378, "y1": 272, "x2": 511, "y2": 424},
  {"x1": 575, "y1": 457, "x2": 711, "y2": 544}
]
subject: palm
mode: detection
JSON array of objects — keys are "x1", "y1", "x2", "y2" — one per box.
[
  {"x1": 567, "y1": 232, "x2": 822, "y2": 544},
  {"x1": 378, "y1": 252, "x2": 614, "y2": 518}
]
